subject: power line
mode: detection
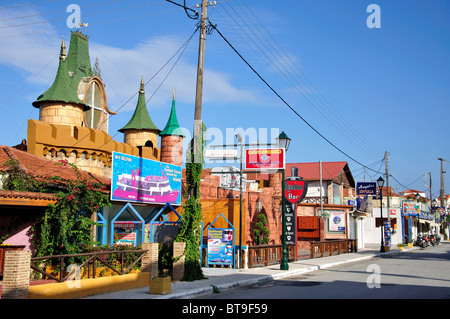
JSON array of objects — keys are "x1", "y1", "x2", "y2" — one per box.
[{"x1": 208, "y1": 22, "x2": 382, "y2": 175}]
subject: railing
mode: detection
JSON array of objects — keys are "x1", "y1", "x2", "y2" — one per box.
[
  {"x1": 247, "y1": 244, "x2": 296, "y2": 268},
  {"x1": 30, "y1": 249, "x2": 147, "y2": 283},
  {"x1": 310, "y1": 239, "x2": 357, "y2": 259}
]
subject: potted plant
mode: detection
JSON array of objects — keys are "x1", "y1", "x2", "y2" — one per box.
[
  {"x1": 407, "y1": 238, "x2": 413, "y2": 248},
  {"x1": 397, "y1": 243, "x2": 405, "y2": 250}
]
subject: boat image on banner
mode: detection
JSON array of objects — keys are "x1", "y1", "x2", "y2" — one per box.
[{"x1": 111, "y1": 152, "x2": 182, "y2": 205}]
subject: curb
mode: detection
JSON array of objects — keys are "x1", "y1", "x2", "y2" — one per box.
[{"x1": 158, "y1": 247, "x2": 420, "y2": 299}]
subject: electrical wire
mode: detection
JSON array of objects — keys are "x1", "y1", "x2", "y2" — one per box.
[{"x1": 208, "y1": 22, "x2": 382, "y2": 175}]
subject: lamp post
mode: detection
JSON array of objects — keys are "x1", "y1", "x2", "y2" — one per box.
[
  {"x1": 277, "y1": 131, "x2": 291, "y2": 270},
  {"x1": 377, "y1": 176, "x2": 385, "y2": 253},
  {"x1": 415, "y1": 192, "x2": 421, "y2": 236}
]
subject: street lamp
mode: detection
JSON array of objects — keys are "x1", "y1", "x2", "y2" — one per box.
[
  {"x1": 377, "y1": 176, "x2": 385, "y2": 253},
  {"x1": 277, "y1": 131, "x2": 291, "y2": 270}
]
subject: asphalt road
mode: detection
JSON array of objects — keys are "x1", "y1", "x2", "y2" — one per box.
[{"x1": 197, "y1": 242, "x2": 450, "y2": 299}]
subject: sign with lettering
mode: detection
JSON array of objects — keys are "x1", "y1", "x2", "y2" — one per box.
[
  {"x1": 284, "y1": 180, "x2": 308, "y2": 204},
  {"x1": 111, "y1": 152, "x2": 182, "y2": 205},
  {"x1": 285, "y1": 203, "x2": 297, "y2": 245},
  {"x1": 245, "y1": 148, "x2": 285, "y2": 170},
  {"x1": 207, "y1": 228, "x2": 234, "y2": 266},
  {"x1": 356, "y1": 182, "x2": 377, "y2": 195}
]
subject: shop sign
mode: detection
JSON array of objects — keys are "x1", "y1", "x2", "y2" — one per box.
[
  {"x1": 285, "y1": 203, "x2": 296, "y2": 245},
  {"x1": 284, "y1": 179, "x2": 308, "y2": 204},
  {"x1": 356, "y1": 182, "x2": 377, "y2": 195},
  {"x1": 402, "y1": 202, "x2": 420, "y2": 216},
  {"x1": 245, "y1": 148, "x2": 285, "y2": 170}
]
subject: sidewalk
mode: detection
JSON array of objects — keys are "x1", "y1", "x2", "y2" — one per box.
[{"x1": 83, "y1": 243, "x2": 418, "y2": 299}]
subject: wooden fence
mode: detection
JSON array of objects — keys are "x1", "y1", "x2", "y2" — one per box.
[
  {"x1": 310, "y1": 239, "x2": 357, "y2": 259},
  {"x1": 247, "y1": 244, "x2": 296, "y2": 268},
  {"x1": 30, "y1": 249, "x2": 147, "y2": 283}
]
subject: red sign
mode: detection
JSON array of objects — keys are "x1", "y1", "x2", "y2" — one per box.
[
  {"x1": 284, "y1": 180, "x2": 308, "y2": 204},
  {"x1": 245, "y1": 148, "x2": 285, "y2": 170}
]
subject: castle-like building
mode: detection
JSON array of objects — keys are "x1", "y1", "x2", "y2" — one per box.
[{"x1": 27, "y1": 31, "x2": 184, "y2": 179}]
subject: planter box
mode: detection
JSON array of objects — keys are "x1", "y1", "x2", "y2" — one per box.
[{"x1": 149, "y1": 277, "x2": 171, "y2": 295}]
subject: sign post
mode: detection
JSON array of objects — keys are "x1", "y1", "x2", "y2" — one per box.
[{"x1": 284, "y1": 166, "x2": 308, "y2": 260}]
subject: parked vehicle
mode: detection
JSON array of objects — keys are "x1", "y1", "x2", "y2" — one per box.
[
  {"x1": 430, "y1": 234, "x2": 440, "y2": 245},
  {"x1": 428, "y1": 235, "x2": 436, "y2": 246},
  {"x1": 415, "y1": 235, "x2": 427, "y2": 248}
]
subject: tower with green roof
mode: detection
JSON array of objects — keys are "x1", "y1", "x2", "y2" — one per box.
[
  {"x1": 160, "y1": 89, "x2": 184, "y2": 166},
  {"x1": 32, "y1": 31, "x2": 115, "y2": 132},
  {"x1": 118, "y1": 77, "x2": 161, "y2": 153}
]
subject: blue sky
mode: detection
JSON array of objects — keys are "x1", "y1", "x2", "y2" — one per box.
[{"x1": 0, "y1": 0, "x2": 449, "y2": 198}]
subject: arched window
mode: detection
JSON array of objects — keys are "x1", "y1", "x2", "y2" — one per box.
[
  {"x1": 84, "y1": 81, "x2": 108, "y2": 131},
  {"x1": 144, "y1": 140, "x2": 154, "y2": 148}
]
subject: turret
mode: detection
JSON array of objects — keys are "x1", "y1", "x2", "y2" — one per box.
[
  {"x1": 32, "y1": 36, "x2": 89, "y2": 127},
  {"x1": 118, "y1": 77, "x2": 161, "y2": 159},
  {"x1": 159, "y1": 89, "x2": 184, "y2": 166},
  {"x1": 32, "y1": 31, "x2": 115, "y2": 132}
]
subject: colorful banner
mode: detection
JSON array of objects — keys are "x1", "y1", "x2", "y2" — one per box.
[
  {"x1": 245, "y1": 148, "x2": 285, "y2": 170},
  {"x1": 207, "y1": 228, "x2": 234, "y2": 266},
  {"x1": 111, "y1": 152, "x2": 182, "y2": 205},
  {"x1": 402, "y1": 202, "x2": 420, "y2": 216},
  {"x1": 113, "y1": 222, "x2": 137, "y2": 246}
]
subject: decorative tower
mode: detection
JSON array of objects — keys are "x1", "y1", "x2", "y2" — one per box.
[
  {"x1": 32, "y1": 31, "x2": 115, "y2": 132},
  {"x1": 32, "y1": 36, "x2": 89, "y2": 126},
  {"x1": 118, "y1": 77, "x2": 161, "y2": 160},
  {"x1": 159, "y1": 89, "x2": 184, "y2": 166}
]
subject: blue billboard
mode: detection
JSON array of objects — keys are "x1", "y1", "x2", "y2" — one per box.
[{"x1": 111, "y1": 152, "x2": 182, "y2": 206}]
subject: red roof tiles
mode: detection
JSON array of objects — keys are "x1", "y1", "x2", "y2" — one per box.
[{"x1": 0, "y1": 145, "x2": 110, "y2": 186}]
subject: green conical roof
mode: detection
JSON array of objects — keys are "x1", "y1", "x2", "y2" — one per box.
[
  {"x1": 32, "y1": 32, "x2": 91, "y2": 110},
  {"x1": 160, "y1": 89, "x2": 184, "y2": 137},
  {"x1": 118, "y1": 78, "x2": 160, "y2": 133},
  {"x1": 65, "y1": 31, "x2": 93, "y2": 87}
]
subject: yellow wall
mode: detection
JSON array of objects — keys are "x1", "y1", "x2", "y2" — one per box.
[{"x1": 27, "y1": 119, "x2": 160, "y2": 178}]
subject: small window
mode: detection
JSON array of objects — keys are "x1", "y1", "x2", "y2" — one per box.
[{"x1": 145, "y1": 140, "x2": 153, "y2": 148}]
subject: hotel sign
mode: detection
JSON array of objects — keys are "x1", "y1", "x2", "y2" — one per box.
[{"x1": 245, "y1": 148, "x2": 285, "y2": 170}]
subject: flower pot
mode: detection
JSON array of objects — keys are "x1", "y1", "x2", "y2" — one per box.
[
  {"x1": 149, "y1": 277, "x2": 171, "y2": 295},
  {"x1": 384, "y1": 246, "x2": 390, "y2": 252},
  {"x1": 408, "y1": 243, "x2": 413, "y2": 248},
  {"x1": 398, "y1": 246, "x2": 404, "y2": 250}
]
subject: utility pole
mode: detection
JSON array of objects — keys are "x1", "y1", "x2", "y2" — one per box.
[
  {"x1": 385, "y1": 151, "x2": 390, "y2": 220},
  {"x1": 193, "y1": 0, "x2": 208, "y2": 163},
  {"x1": 438, "y1": 158, "x2": 447, "y2": 207}
]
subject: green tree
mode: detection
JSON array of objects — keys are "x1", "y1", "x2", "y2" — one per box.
[{"x1": 253, "y1": 213, "x2": 270, "y2": 245}]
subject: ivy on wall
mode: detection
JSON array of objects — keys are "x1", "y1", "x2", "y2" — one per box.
[
  {"x1": 32, "y1": 161, "x2": 110, "y2": 262},
  {"x1": 0, "y1": 159, "x2": 110, "y2": 262},
  {"x1": 174, "y1": 123, "x2": 207, "y2": 281}
]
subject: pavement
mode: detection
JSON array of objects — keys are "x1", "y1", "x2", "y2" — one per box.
[{"x1": 82, "y1": 243, "x2": 420, "y2": 299}]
